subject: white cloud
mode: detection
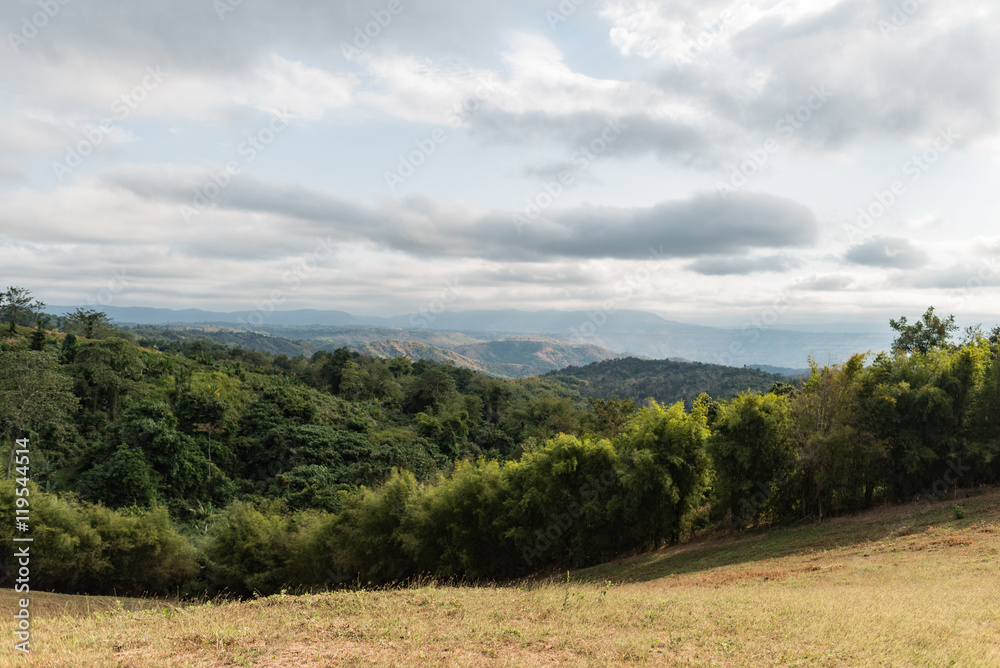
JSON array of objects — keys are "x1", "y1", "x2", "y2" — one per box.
[
  {"x1": 0, "y1": 0, "x2": 996, "y2": 324},
  {"x1": 229, "y1": 53, "x2": 356, "y2": 122}
]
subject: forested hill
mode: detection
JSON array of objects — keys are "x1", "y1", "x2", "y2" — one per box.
[
  {"x1": 545, "y1": 357, "x2": 790, "y2": 405},
  {"x1": 2, "y1": 301, "x2": 1000, "y2": 599}
]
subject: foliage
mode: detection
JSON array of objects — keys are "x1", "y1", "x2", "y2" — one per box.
[
  {"x1": 0, "y1": 286, "x2": 45, "y2": 333},
  {"x1": 0, "y1": 482, "x2": 197, "y2": 595},
  {"x1": 709, "y1": 392, "x2": 795, "y2": 530},
  {"x1": 1, "y1": 299, "x2": 998, "y2": 598},
  {"x1": 890, "y1": 306, "x2": 958, "y2": 355},
  {"x1": 546, "y1": 357, "x2": 792, "y2": 407},
  {"x1": 617, "y1": 401, "x2": 712, "y2": 545},
  {"x1": 587, "y1": 396, "x2": 637, "y2": 437},
  {"x1": 0, "y1": 350, "x2": 78, "y2": 477},
  {"x1": 64, "y1": 308, "x2": 115, "y2": 340}
]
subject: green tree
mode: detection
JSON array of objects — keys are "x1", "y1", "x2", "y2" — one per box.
[
  {"x1": 709, "y1": 392, "x2": 795, "y2": 530},
  {"x1": 414, "y1": 397, "x2": 470, "y2": 457},
  {"x1": 78, "y1": 444, "x2": 158, "y2": 507},
  {"x1": 327, "y1": 470, "x2": 418, "y2": 584},
  {"x1": 59, "y1": 332, "x2": 79, "y2": 364},
  {"x1": 0, "y1": 351, "x2": 77, "y2": 477},
  {"x1": 0, "y1": 286, "x2": 45, "y2": 334},
  {"x1": 399, "y1": 459, "x2": 508, "y2": 578},
  {"x1": 65, "y1": 308, "x2": 114, "y2": 339},
  {"x1": 405, "y1": 364, "x2": 457, "y2": 413},
  {"x1": 71, "y1": 338, "x2": 145, "y2": 422},
  {"x1": 201, "y1": 500, "x2": 326, "y2": 596},
  {"x1": 792, "y1": 355, "x2": 885, "y2": 516},
  {"x1": 588, "y1": 397, "x2": 638, "y2": 437},
  {"x1": 274, "y1": 465, "x2": 344, "y2": 512},
  {"x1": 617, "y1": 400, "x2": 712, "y2": 545},
  {"x1": 969, "y1": 346, "x2": 1000, "y2": 483},
  {"x1": 339, "y1": 357, "x2": 403, "y2": 402},
  {"x1": 317, "y1": 348, "x2": 353, "y2": 394},
  {"x1": 502, "y1": 434, "x2": 621, "y2": 570},
  {"x1": 29, "y1": 322, "x2": 46, "y2": 351},
  {"x1": 0, "y1": 482, "x2": 198, "y2": 595},
  {"x1": 890, "y1": 307, "x2": 958, "y2": 355},
  {"x1": 115, "y1": 401, "x2": 215, "y2": 501}
]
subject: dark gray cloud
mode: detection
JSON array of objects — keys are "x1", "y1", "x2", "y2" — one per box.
[
  {"x1": 909, "y1": 263, "x2": 1000, "y2": 290},
  {"x1": 708, "y1": 0, "x2": 999, "y2": 147},
  {"x1": 845, "y1": 236, "x2": 930, "y2": 269},
  {"x1": 471, "y1": 110, "x2": 723, "y2": 167},
  {"x1": 513, "y1": 193, "x2": 818, "y2": 261},
  {"x1": 0, "y1": 0, "x2": 542, "y2": 74},
  {"x1": 104, "y1": 168, "x2": 818, "y2": 262},
  {"x1": 688, "y1": 253, "x2": 802, "y2": 276}
]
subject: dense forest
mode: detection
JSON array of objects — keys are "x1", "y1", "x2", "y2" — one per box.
[
  {"x1": 544, "y1": 357, "x2": 790, "y2": 406},
  {"x1": 1, "y1": 289, "x2": 998, "y2": 599}
]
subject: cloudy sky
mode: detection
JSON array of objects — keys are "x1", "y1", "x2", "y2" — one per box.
[{"x1": 1, "y1": 0, "x2": 998, "y2": 328}]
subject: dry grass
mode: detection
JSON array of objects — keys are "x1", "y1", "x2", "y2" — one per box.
[{"x1": 3, "y1": 489, "x2": 999, "y2": 667}]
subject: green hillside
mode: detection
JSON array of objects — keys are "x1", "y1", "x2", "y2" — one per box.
[
  {"x1": 545, "y1": 357, "x2": 792, "y2": 405},
  {"x1": 3, "y1": 304, "x2": 999, "y2": 608},
  {"x1": 6, "y1": 488, "x2": 997, "y2": 666}
]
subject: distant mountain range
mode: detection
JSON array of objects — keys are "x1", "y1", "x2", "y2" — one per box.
[
  {"x1": 52, "y1": 305, "x2": 894, "y2": 370},
  {"x1": 129, "y1": 326, "x2": 626, "y2": 378}
]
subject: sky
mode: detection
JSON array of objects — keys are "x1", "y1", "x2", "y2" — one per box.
[{"x1": 1, "y1": 0, "x2": 999, "y2": 329}]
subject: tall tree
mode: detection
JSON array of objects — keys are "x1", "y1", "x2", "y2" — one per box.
[
  {"x1": 1, "y1": 287, "x2": 45, "y2": 334},
  {"x1": 29, "y1": 322, "x2": 46, "y2": 351},
  {"x1": 71, "y1": 338, "x2": 145, "y2": 422},
  {"x1": 65, "y1": 308, "x2": 114, "y2": 339},
  {"x1": 0, "y1": 351, "x2": 77, "y2": 477},
  {"x1": 60, "y1": 332, "x2": 79, "y2": 364},
  {"x1": 618, "y1": 400, "x2": 711, "y2": 545},
  {"x1": 890, "y1": 306, "x2": 958, "y2": 355},
  {"x1": 792, "y1": 355, "x2": 885, "y2": 516},
  {"x1": 709, "y1": 392, "x2": 795, "y2": 530}
]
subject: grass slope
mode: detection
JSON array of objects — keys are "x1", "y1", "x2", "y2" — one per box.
[{"x1": 3, "y1": 489, "x2": 998, "y2": 666}]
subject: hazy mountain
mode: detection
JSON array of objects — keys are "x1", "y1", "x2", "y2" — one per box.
[
  {"x1": 353, "y1": 338, "x2": 622, "y2": 378},
  {"x1": 749, "y1": 364, "x2": 812, "y2": 377},
  {"x1": 130, "y1": 326, "x2": 623, "y2": 378},
  {"x1": 62, "y1": 306, "x2": 894, "y2": 369},
  {"x1": 49, "y1": 305, "x2": 362, "y2": 327}
]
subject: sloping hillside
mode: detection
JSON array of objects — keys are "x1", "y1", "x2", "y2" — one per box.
[{"x1": 356, "y1": 337, "x2": 619, "y2": 377}]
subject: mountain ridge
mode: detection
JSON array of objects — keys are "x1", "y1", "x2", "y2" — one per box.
[{"x1": 54, "y1": 305, "x2": 894, "y2": 368}]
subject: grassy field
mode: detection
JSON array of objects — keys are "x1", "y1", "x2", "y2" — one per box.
[{"x1": 2, "y1": 489, "x2": 999, "y2": 667}]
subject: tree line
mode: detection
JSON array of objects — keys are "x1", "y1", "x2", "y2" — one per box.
[{"x1": 0, "y1": 291, "x2": 997, "y2": 597}]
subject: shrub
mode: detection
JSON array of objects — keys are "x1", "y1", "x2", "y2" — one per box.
[
  {"x1": 0, "y1": 482, "x2": 197, "y2": 596},
  {"x1": 399, "y1": 459, "x2": 508, "y2": 579},
  {"x1": 502, "y1": 434, "x2": 622, "y2": 571},
  {"x1": 324, "y1": 470, "x2": 417, "y2": 584}
]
